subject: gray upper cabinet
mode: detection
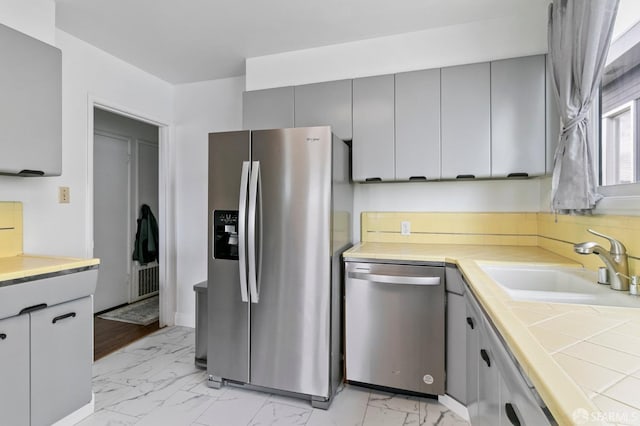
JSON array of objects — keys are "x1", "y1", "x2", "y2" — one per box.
[
  {"x1": 441, "y1": 62, "x2": 491, "y2": 179},
  {"x1": 242, "y1": 87, "x2": 294, "y2": 130},
  {"x1": 395, "y1": 69, "x2": 441, "y2": 180},
  {"x1": 352, "y1": 74, "x2": 395, "y2": 182},
  {"x1": 491, "y1": 55, "x2": 546, "y2": 177},
  {"x1": 294, "y1": 80, "x2": 352, "y2": 141},
  {"x1": 0, "y1": 23, "x2": 61, "y2": 177}
]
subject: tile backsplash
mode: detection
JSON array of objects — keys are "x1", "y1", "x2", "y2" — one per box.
[
  {"x1": 361, "y1": 211, "x2": 640, "y2": 275},
  {"x1": 0, "y1": 202, "x2": 23, "y2": 257}
]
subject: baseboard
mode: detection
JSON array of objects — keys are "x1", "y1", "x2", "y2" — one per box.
[
  {"x1": 174, "y1": 311, "x2": 195, "y2": 328},
  {"x1": 52, "y1": 393, "x2": 95, "y2": 426},
  {"x1": 438, "y1": 394, "x2": 469, "y2": 421}
]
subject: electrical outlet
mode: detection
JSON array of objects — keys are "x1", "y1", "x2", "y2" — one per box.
[
  {"x1": 401, "y1": 221, "x2": 411, "y2": 235},
  {"x1": 59, "y1": 186, "x2": 70, "y2": 204}
]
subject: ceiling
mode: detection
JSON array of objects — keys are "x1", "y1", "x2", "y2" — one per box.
[{"x1": 55, "y1": 0, "x2": 549, "y2": 84}]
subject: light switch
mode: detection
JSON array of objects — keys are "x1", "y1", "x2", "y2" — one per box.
[{"x1": 58, "y1": 186, "x2": 70, "y2": 204}]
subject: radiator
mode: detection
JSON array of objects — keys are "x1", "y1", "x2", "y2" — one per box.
[{"x1": 132, "y1": 261, "x2": 159, "y2": 301}]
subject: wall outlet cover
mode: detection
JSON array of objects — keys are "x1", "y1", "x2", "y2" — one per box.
[
  {"x1": 401, "y1": 221, "x2": 411, "y2": 235},
  {"x1": 59, "y1": 186, "x2": 70, "y2": 204}
]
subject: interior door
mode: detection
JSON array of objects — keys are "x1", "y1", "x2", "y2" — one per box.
[
  {"x1": 94, "y1": 131, "x2": 131, "y2": 312},
  {"x1": 249, "y1": 127, "x2": 332, "y2": 397}
]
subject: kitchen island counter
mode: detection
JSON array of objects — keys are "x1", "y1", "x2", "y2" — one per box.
[{"x1": 345, "y1": 242, "x2": 640, "y2": 426}]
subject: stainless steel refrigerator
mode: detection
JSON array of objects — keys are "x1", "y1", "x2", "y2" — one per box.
[{"x1": 207, "y1": 126, "x2": 352, "y2": 408}]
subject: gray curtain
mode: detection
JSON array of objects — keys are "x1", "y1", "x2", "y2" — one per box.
[{"x1": 548, "y1": 0, "x2": 619, "y2": 212}]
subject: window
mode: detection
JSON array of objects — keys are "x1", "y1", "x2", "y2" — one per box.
[
  {"x1": 601, "y1": 102, "x2": 635, "y2": 186},
  {"x1": 598, "y1": 1, "x2": 640, "y2": 192}
]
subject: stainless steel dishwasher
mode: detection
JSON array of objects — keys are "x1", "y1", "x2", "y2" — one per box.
[{"x1": 344, "y1": 260, "x2": 445, "y2": 395}]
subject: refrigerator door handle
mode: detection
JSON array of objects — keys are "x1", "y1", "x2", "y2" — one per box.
[
  {"x1": 237, "y1": 161, "x2": 250, "y2": 303},
  {"x1": 248, "y1": 160, "x2": 261, "y2": 303}
]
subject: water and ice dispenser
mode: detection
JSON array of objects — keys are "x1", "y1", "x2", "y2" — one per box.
[{"x1": 213, "y1": 210, "x2": 239, "y2": 260}]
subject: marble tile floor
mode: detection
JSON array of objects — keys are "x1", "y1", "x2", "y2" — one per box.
[{"x1": 78, "y1": 326, "x2": 469, "y2": 426}]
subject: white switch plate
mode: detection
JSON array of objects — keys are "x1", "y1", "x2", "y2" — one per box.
[{"x1": 401, "y1": 221, "x2": 411, "y2": 235}]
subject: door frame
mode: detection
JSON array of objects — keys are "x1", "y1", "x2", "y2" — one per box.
[{"x1": 86, "y1": 95, "x2": 175, "y2": 327}]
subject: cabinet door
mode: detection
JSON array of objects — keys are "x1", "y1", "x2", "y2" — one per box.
[
  {"x1": 243, "y1": 87, "x2": 294, "y2": 130},
  {"x1": 465, "y1": 293, "x2": 481, "y2": 422},
  {"x1": 31, "y1": 297, "x2": 93, "y2": 426},
  {"x1": 491, "y1": 55, "x2": 546, "y2": 177},
  {"x1": 352, "y1": 75, "x2": 395, "y2": 181},
  {"x1": 441, "y1": 62, "x2": 491, "y2": 179},
  {"x1": 294, "y1": 80, "x2": 352, "y2": 141},
  {"x1": 395, "y1": 69, "x2": 441, "y2": 180},
  {"x1": 0, "y1": 23, "x2": 61, "y2": 176},
  {"x1": 446, "y1": 292, "x2": 467, "y2": 404},
  {"x1": 0, "y1": 315, "x2": 29, "y2": 426},
  {"x1": 477, "y1": 325, "x2": 501, "y2": 426}
]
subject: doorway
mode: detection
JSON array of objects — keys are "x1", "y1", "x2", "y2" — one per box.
[{"x1": 92, "y1": 107, "x2": 161, "y2": 359}]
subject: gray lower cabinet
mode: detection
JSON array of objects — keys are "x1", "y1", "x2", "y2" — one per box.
[
  {"x1": 465, "y1": 290, "x2": 481, "y2": 421},
  {"x1": 395, "y1": 69, "x2": 441, "y2": 180},
  {"x1": 352, "y1": 74, "x2": 395, "y2": 181},
  {"x1": 441, "y1": 62, "x2": 491, "y2": 179},
  {"x1": 242, "y1": 87, "x2": 294, "y2": 130},
  {"x1": 0, "y1": 22, "x2": 62, "y2": 176},
  {"x1": 294, "y1": 80, "x2": 352, "y2": 141},
  {"x1": 31, "y1": 297, "x2": 93, "y2": 426},
  {"x1": 491, "y1": 55, "x2": 546, "y2": 177},
  {"x1": 0, "y1": 314, "x2": 30, "y2": 426},
  {"x1": 466, "y1": 287, "x2": 552, "y2": 426},
  {"x1": 445, "y1": 266, "x2": 467, "y2": 404}
]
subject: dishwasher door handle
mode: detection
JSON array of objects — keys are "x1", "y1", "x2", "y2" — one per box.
[{"x1": 348, "y1": 271, "x2": 441, "y2": 286}]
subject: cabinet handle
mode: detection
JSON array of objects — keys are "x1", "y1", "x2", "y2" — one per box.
[
  {"x1": 0, "y1": 333, "x2": 6, "y2": 340},
  {"x1": 52, "y1": 312, "x2": 76, "y2": 324},
  {"x1": 507, "y1": 172, "x2": 529, "y2": 178},
  {"x1": 466, "y1": 317, "x2": 475, "y2": 329},
  {"x1": 409, "y1": 176, "x2": 427, "y2": 181},
  {"x1": 18, "y1": 169, "x2": 45, "y2": 177},
  {"x1": 505, "y1": 402, "x2": 522, "y2": 426},
  {"x1": 365, "y1": 177, "x2": 382, "y2": 182},
  {"x1": 456, "y1": 174, "x2": 475, "y2": 179},
  {"x1": 19, "y1": 303, "x2": 48, "y2": 315},
  {"x1": 480, "y1": 349, "x2": 491, "y2": 367}
]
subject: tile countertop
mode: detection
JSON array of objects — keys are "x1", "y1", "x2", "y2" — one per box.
[
  {"x1": 0, "y1": 254, "x2": 100, "y2": 283},
  {"x1": 344, "y1": 242, "x2": 640, "y2": 426}
]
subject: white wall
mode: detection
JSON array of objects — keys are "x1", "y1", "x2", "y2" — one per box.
[
  {"x1": 246, "y1": 11, "x2": 548, "y2": 90},
  {"x1": 0, "y1": 0, "x2": 55, "y2": 45},
  {"x1": 245, "y1": 9, "x2": 551, "y2": 241},
  {"x1": 173, "y1": 76, "x2": 245, "y2": 327}
]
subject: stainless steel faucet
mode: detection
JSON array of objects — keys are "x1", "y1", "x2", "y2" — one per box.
[{"x1": 574, "y1": 229, "x2": 629, "y2": 291}]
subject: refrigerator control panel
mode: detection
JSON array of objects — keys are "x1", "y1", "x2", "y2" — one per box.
[{"x1": 213, "y1": 210, "x2": 239, "y2": 260}]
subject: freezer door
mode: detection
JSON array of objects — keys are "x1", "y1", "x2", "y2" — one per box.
[
  {"x1": 249, "y1": 127, "x2": 332, "y2": 398},
  {"x1": 208, "y1": 131, "x2": 250, "y2": 383}
]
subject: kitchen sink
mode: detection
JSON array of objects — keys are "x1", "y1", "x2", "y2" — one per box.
[{"x1": 480, "y1": 263, "x2": 640, "y2": 308}]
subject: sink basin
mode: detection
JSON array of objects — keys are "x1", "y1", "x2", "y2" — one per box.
[{"x1": 480, "y1": 264, "x2": 640, "y2": 308}]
